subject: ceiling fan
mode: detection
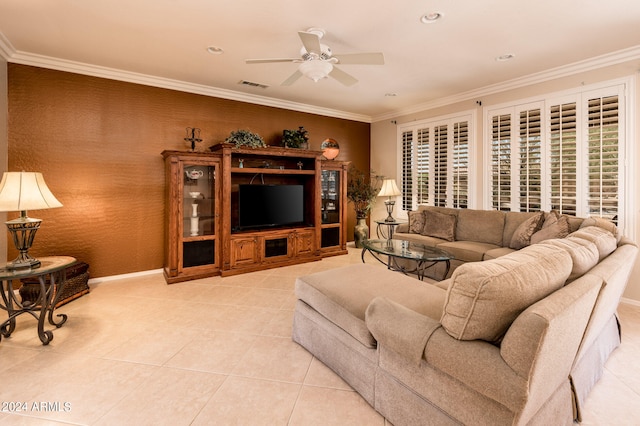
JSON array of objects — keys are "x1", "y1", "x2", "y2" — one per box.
[{"x1": 245, "y1": 28, "x2": 384, "y2": 87}]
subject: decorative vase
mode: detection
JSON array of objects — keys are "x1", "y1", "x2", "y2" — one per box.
[
  {"x1": 354, "y1": 217, "x2": 369, "y2": 248},
  {"x1": 190, "y1": 203, "x2": 199, "y2": 236}
]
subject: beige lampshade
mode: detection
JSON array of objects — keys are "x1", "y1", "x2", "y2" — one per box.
[
  {"x1": 0, "y1": 172, "x2": 63, "y2": 212},
  {"x1": 378, "y1": 179, "x2": 401, "y2": 197}
]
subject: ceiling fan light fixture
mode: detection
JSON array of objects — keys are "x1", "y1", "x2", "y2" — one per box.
[{"x1": 299, "y1": 60, "x2": 333, "y2": 82}]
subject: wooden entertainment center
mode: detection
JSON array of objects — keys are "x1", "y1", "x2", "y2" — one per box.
[{"x1": 162, "y1": 144, "x2": 348, "y2": 283}]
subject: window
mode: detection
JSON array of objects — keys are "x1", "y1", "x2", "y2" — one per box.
[
  {"x1": 400, "y1": 113, "x2": 473, "y2": 211},
  {"x1": 518, "y1": 108, "x2": 542, "y2": 212},
  {"x1": 485, "y1": 80, "x2": 628, "y2": 231},
  {"x1": 491, "y1": 113, "x2": 511, "y2": 211},
  {"x1": 401, "y1": 130, "x2": 413, "y2": 211},
  {"x1": 549, "y1": 102, "x2": 578, "y2": 216},
  {"x1": 587, "y1": 95, "x2": 619, "y2": 222},
  {"x1": 452, "y1": 121, "x2": 469, "y2": 208}
]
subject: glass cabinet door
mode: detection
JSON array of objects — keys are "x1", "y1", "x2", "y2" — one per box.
[
  {"x1": 321, "y1": 170, "x2": 340, "y2": 224},
  {"x1": 182, "y1": 163, "x2": 217, "y2": 268}
]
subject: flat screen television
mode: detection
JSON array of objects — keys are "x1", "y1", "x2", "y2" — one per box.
[{"x1": 238, "y1": 184, "x2": 305, "y2": 229}]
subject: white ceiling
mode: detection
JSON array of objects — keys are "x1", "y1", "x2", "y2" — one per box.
[{"x1": 1, "y1": 0, "x2": 640, "y2": 122}]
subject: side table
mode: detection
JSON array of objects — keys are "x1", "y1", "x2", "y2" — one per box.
[
  {"x1": 375, "y1": 219, "x2": 406, "y2": 240},
  {"x1": 0, "y1": 256, "x2": 77, "y2": 345}
]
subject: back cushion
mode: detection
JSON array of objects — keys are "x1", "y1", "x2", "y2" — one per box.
[
  {"x1": 440, "y1": 244, "x2": 572, "y2": 342},
  {"x1": 456, "y1": 209, "x2": 505, "y2": 246},
  {"x1": 539, "y1": 238, "x2": 599, "y2": 282},
  {"x1": 579, "y1": 217, "x2": 621, "y2": 242},
  {"x1": 570, "y1": 226, "x2": 618, "y2": 260}
]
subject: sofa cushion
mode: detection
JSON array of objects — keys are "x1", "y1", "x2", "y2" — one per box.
[
  {"x1": 483, "y1": 247, "x2": 516, "y2": 260},
  {"x1": 579, "y1": 217, "x2": 621, "y2": 243},
  {"x1": 509, "y1": 212, "x2": 544, "y2": 250},
  {"x1": 456, "y1": 209, "x2": 505, "y2": 246},
  {"x1": 393, "y1": 232, "x2": 448, "y2": 247},
  {"x1": 440, "y1": 244, "x2": 572, "y2": 342},
  {"x1": 295, "y1": 264, "x2": 446, "y2": 348},
  {"x1": 539, "y1": 238, "x2": 599, "y2": 282},
  {"x1": 530, "y1": 211, "x2": 570, "y2": 244},
  {"x1": 570, "y1": 226, "x2": 618, "y2": 261},
  {"x1": 421, "y1": 210, "x2": 456, "y2": 241},
  {"x1": 408, "y1": 210, "x2": 425, "y2": 234},
  {"x1": 436, "y1": 241, "x2": 501, "y2": 263}
]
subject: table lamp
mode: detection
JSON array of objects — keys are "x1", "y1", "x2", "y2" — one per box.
[
  {"x1": 378, "y1": 179, "x2": 401, "y2": 223},
  {"x1": 0, "y1": 172, "x2": 63, "y2": 269}
]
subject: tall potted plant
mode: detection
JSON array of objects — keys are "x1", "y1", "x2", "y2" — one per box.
[{"x1": 347, "y1": 166, "x2": 381, "y2": 247}]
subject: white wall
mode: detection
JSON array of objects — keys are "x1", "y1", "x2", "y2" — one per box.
[{"x1": 371, "y1": 60, "x2": 640, "y2": 304}]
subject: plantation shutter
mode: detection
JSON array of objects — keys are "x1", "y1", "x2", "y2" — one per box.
[
  {"x1": 518, "y1": 108, "x2": 542, "y2": 211},
  {"x1": 549, "y1": 102, "x2": 577, "y2": 216},
  {"x1": 587, "y1": 95, "x2": 619, "y2": 222},
  {"x1": 452, "y1": 121, "x2": 469, "y2": 208},
  {"x1": 401, "y1": 130, "x2": 413, "y2": 211},
  {"x1": 399, "y1": 113, "x2": 473, "y2": 212},
  {"x1": 491, "y1": 114, "x2": 511, "y2": 211},
  {"x1": 416, "y1": 128, "x2": 430, "y2": 205},
  {"x1": 433, "y1": 125, "x2": 448, "y2": 207}
]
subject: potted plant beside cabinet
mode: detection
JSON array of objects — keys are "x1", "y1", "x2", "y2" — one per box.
[{"x1": 347, "y1": 166, "x2": 381, "y2": 248}]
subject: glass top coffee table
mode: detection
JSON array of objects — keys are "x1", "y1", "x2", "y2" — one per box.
[{"x1": 361, "y1": 239, "x2": 453, "y2": 281}]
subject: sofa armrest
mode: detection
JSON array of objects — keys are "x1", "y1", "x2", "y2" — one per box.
[
  {"x1": 396, "y1": 222, "x2": 409, "y2": 233},
  {"x1": 367, "y1": 296, "x2": 529, "y2": 411},
  {"x1": 365, "y1": 297, "x2": 440, "y2": 364}
]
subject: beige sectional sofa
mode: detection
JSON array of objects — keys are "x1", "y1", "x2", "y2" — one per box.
[
  {"x1": 393, "y1": 206, "x2": 587, "y2": 280},
  {"x1": 292, "y1": 209, "x2": 637, "y2": 425}
]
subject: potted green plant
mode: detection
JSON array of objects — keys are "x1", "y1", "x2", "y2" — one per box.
[
  {"x1": 347, "y1": 166, "x2": 381, "y2": 247},
  {"x1": 225, "y1": 129, "x2": 266, "y2": 148},
  {"x1": 281, "y1": 126, "x2": 309, "y2": 149}
]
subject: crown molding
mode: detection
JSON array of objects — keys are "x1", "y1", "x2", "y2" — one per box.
[
  {"x1": 372, "y1": 45, "x2": 640, "y2": 122},
  {"x1": 0, "y1": 32, "x2": 15, "y2": 60},
  {"x1": 4, "y1": 48, "x2": 372, "y2": 123},
  {"x1": 3, "y1": 27, "x2": 639, "y2": 125}
]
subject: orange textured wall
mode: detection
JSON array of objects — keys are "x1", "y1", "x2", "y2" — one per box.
[{"x1": 7, "y1": 64, "x2": 370, "y2": 278}]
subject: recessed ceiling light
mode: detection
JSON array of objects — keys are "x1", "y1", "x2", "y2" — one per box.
[
  {"x1": 496, "y1": 53, "x2": 515, "y2": 62},
  {"x1": 207, "y1": 46, "x2": 224, "y2": 55},
  {"x1": 420, "y1": 12, "x2": 443, "y2": 24}
]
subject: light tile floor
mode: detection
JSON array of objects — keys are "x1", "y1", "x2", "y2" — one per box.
[{"x1": 0, "y1": 248, "x2": 638, "y2": 425}]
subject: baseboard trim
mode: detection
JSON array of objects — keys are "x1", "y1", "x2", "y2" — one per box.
[{"x1": 88, "y1": 269, "x2": 163, "y2": 286}]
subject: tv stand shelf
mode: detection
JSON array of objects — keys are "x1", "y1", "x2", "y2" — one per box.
[
  {"x1": 213, "y1": 143, "x2": 324, "y2": 277},
  {"x1": 230, "y1": 167, "x2": 315, "y2": 175}
]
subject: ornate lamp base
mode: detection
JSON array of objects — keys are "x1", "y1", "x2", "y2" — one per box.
[
  {"x1": 5, "y1": 215, "x2": 42, "y2": 270},
  {"x1": 384, "y1": 200, "x2": 396, "y2": 223}
]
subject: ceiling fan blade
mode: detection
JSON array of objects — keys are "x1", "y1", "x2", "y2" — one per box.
[
  {"x1": 246, "y1": 58, "x2": 298, "y2": 64},
  {"x1": 329, "y1": 66, "x2": 358, "y2": 86},
  {"x1": 282, "y1": 70, "x2": 303, "y2": 86},
  {"x1": 298, "y1": 31, "x2": 322, "y2": 55},
  {"x1": 332, "y1": 52, "x2": 385, "y2": 65}
]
